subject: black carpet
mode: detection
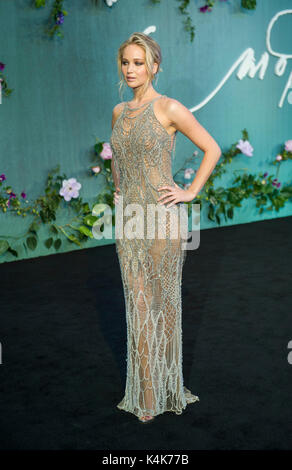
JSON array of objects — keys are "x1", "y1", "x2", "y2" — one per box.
[{"x1": 0, "y1": 216, "x2": 291, "y2": 450}]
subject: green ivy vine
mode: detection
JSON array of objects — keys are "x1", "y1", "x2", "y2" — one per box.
[
  {"x1": 33, "y1": 0, "x2": 257, "y2": 41},
  {"x1": 35, "y1": 0, "x2": 68, "y2": 38},
  {"x1": 0, "y1": 131, "x2": 291, "y2": 259},
  {"x1": 151, "y1": 0, "x2": 257, "y2": 43}
]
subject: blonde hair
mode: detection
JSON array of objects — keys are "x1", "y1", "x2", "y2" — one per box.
[{"x1": 116, "y1": 32, "x2": 163, "y2": 100}]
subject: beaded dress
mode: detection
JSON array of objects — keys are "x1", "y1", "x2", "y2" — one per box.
[{"x1": 110, "y1": 94, "x2": 199, "y2": 418}]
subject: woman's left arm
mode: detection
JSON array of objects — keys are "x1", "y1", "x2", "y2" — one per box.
[{"x1": 158, "y1": 99, "x2": 222, "y2": 207}]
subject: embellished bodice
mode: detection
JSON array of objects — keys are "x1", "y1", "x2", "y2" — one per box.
[{"x1": 110, "y1": 95, "x2": 177, "y2": 205}]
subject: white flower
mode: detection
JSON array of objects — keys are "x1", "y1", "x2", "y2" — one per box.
[
  {"x1": 92, "y1": 165, "x2": 101, "y2": 173},
  {"x1": 59, "y1": 178, "x2": 82, "y2": 202},
  {"x1": 184, "y1": 168, "x2": 195, "y2": 179},
  {"x1": 236, "y1": 139, "x2": 254, "y2": 157},
  {"x1": 105, "y1": 0, "x2": 118, "y2": 6}
]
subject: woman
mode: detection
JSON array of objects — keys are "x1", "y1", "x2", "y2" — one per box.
[{"x1": 110, "y1": 32, "x2": 221, "y2": 423}]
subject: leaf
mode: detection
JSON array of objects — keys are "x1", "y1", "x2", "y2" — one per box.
[
  {"x1": 216, "y1": 186, "x2": 225, "y2": 195},
  {"x1": 83, "y1": 214, "x2": 98, "y2": 227},
  {"x1": 94, "y1": 142, "x2": 103, "y2": 155},
  {"x1": 78, "y1": 225, "x2": 93, "y2": 238},
  {"x1": 26, "y1": 236, "x2": 37, "y2": 250},
  {"x1": 207, "y1": 205, "x2": 215, "y2": 221},
  {"x1": 44, "y1": 237, "x2": 53, "y2": 248},
  {"x1": 227, "y1": 207, "x2": 234, "y2": 219},
  {"x1": 103, "y1": 159, "x2": 111, "y2": 170},
  {"x1": 67, "y1": 234, "x2": 81, "y2": 246},
  {"x1": 29, "y1": 220, "x2": 40, "y2": 233},
  {"x1": 35, "y1": 0, "x2": 46, "y2": 8},
  {"x1": 82, "y1": 202, "x2": 90, "y2": 213},
  {"x1": 54, "y1": 239, "x2": 62, "y2": 250},
  {"x1": 209, "y1": 196, "x2": 217, "y2": 206},
  {"x1": 7, "y1": 247, "x2": 18, "y2": 257},
  {"x1": 50, "y1": 225, "x2": 58, "y2": 234},
  {"x1": 0, "y1": 240, "x2": 9, "y2": 256}
]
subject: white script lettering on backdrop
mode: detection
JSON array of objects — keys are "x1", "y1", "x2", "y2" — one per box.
[{"x1": 144, "y1": 9, "x2": 292, "y2": 110}]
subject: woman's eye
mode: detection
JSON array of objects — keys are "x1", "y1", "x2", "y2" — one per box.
[{"x1": 122, "y1": 61, "x2": 143, "y2": 65}]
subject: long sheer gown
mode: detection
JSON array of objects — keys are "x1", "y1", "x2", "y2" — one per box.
[{"x1": 110, "y1": 94, "x2": 199, "y2": 419}]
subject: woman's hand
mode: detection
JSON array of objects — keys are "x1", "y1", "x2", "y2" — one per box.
[
  {"x1": 113, "y1": 187, "x2": 121, "y2": 205},
  {"x1": 157, "y1": 182, "x2": 196, "y2": 208}
]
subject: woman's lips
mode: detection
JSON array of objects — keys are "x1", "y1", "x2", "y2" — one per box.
[{"x1": 127, "y1": 77, "x2": 136, "y2": 80}]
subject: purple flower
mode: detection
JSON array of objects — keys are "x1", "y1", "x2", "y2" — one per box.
[
  {"x1": 277, "y1": 182, "x2": 281, "y2": 188},
  {"x1": 0, "y1": 173, "x2": 6, "y2": 181},
  {"x1": 236, "y1": 139, "x2": 254, "y2": 157},
  {"x1": 263, "y1": 172, "x2": 268, "y2": 177},
  {"x1": 100, "y1": 142, "x2": 112, "y2": 160},
  {"x1": 284, "y1": 140, "x2": 292, "y2": 153},
  {"x1": 21, "y1": 191, "x2": 26, "y2": 198},
  {"x1": 59, "y1": 178, "x2": 82, "y2": 201},
  {"x1": 199, "y1": 5, "x2": 209, "y2": 12},
  {"x1": 56, "y1": 12, "x2": 64, "y2": 25},
  {"x1": 0, "y1": 62, "x2": 5, "y2": 71},
  {"x1": 8, "y1": 192, "x2": 16, "y2": 199}
]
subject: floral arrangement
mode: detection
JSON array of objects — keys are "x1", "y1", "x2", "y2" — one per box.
[
  {"x1": 0, "y1": 134, "x2": 291, "y2": 259},
  {"x1": 177, "y1": 134, "x2": 292, "y2": 223},
  {"x1": 0, "y1": 137, "x2": 116, "y2": 257},
  {"x1": 32, "y1": 0, "x2": 257, "y2": 41},
  {"x1": 0, "y1": 62, "x2": 13, "y2": 102},
  {"x1": 35, "y1": 0, "x2": 68, "y2": 38},
  {"x1": 151, "y1": 0, "x2": 257, "y2": 42}
]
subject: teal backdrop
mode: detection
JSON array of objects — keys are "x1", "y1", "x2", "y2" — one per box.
[{"x1": 0, "y1": 0, "x2": 291, "y2": 264}]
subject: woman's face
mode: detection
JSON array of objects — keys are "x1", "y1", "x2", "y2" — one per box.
[{"x1": 121, "y1": 44, "x2": 155, "y2": 89}]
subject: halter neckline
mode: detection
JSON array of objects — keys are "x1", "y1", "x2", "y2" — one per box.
[{"x1": 126, "y1": 95, "x2": 164, "y2": 110}]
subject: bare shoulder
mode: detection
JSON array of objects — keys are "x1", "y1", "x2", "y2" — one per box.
[
  {"x1": 159, "y1": 96, "x2": 187, "y2": 123},
  {"x1": 162, "y1": 96, "x2": 186, "y2": 113},
  {"x1": 161, "y1": 96, "x2": 221, "y2": 154},
  {"x1": 112, "y1": 102, "x2": 125, "y2": 129}
]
